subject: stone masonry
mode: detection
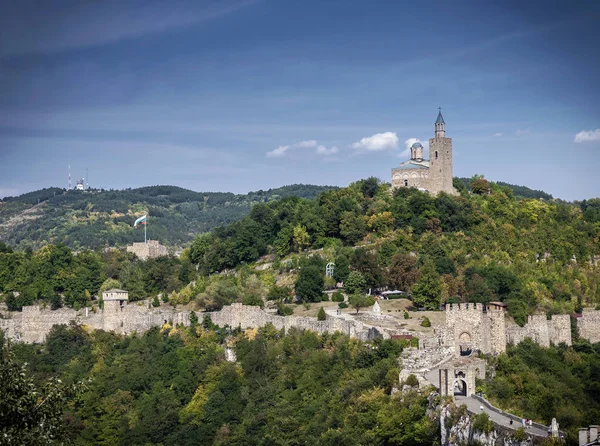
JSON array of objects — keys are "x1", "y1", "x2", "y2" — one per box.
[
  {"x1": 506, "y1": 314, "x2": 572, "y2": 348},
  {"x1": 0, "y1": 302, "x2": 387, "y2": 344},
  {"x1": 578, "y1": 309, "x2": 600, "y2": 343},
  {"x1": 441, "y1": 302, "x2": 508, "y2": 356},
  {"x1": 441, "y1": 302, "x2": 572, "y2": 357},
  {"x1": 126, "y1": 240, "x2": 168, "y2": 260}
]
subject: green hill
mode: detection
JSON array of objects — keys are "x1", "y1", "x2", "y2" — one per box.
[
  {"x1": 0, "y1": 184, "x2": 335, "y2": 250},
  {"x1": 455, "y1": 177, "x2": 553, "y2": 200}
]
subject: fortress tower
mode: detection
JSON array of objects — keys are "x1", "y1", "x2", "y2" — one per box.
[{"x1": 392, "y1": 109, "x2": 459, "y2": 196}]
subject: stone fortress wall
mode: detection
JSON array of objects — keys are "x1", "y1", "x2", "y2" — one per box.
[
  {"x1": 440, "y1": 302, "x2": 579, "y2": 357},
  {"x1": 0, "y1": 302, "x2": 387, "y2": 344},
  {"x1": 577, "y1": 309, "x2": 600, "y2": 343},
  {"x1": 1, "y1": 300, "x2": 598, "y2": 350},
  {"x1": 506, "y1": 314, "x2": 572, "y2": 348}
]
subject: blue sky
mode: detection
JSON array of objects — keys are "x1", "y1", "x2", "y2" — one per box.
[{"x1": 0, "y1": 0, "x2": 599, "y2": 200}]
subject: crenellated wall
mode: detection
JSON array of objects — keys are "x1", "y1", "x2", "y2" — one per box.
[{"x1": 506, "y1": 314, "x2": 572, "y2": 348}]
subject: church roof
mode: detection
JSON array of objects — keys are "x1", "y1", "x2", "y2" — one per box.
[
  {"x1": 436, "y1": 109, "x2": 445, "y2": 125},
  {"x1": 411, "y1": 142, "x2": 423, "y2": 148},
  {"x1": 393, "y1": 160, "x2": 430, "y2": 170}
]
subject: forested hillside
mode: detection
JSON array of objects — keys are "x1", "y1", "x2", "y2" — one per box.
[
  {"x1": 2, "y1": 177, "x2": 600, "y2": 445},
  {"x1": 0, "y1": 184, "x2": 334, "y2": 250},
  {"x1": 2, "y1": 176, "x2": 599, "y2": 322},
  {"x1": 7, "y1": 323, "x2": 436, "y2": 445}
]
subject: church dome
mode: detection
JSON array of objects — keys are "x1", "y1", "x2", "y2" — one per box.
[{"x1": 411, "y1": 142, "x2": 423, "y2": 149}]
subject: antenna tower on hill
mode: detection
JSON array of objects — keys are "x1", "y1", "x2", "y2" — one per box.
[
  {"x1": 68, "y1": 165, "x2": 71, "y2": 190},
  {"x1": 86, "y1": 167, "x2": 89, "y2": 190}
]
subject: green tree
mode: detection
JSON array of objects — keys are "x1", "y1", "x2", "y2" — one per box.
[
  {"x1": 349, "y1": 293, "x2": 375, "y2": 314},
  {"x1": 410, "y1": 259, "x2": 442, "y2": 310},
  {"x1": 99, "y1": 277, "x2": 123, "y2": 292},
  {"x1": 292, "y1": 225, "x2": 311, "y2": 252},
  {"x1": 333, "y1": 254, "x2": 350, "y2": 283},
  {"x1": 470, "y1": 176, "x2": 490, "y2": 195},
  {"x1": 345, "y1": 271, "x2": 367, "y2": 295},
  {"x1": 294, "y1": 265, "x2": 324, "y2": 303},
  {"x1": 317, "y1": 307, "x2": 326, "y2": 321},
  {"x1": 0, "y1": 334, "x2": 81, "y2": 444},
  {"x1": 339, "y1": 211, "x2": 367, "y2": 245}
]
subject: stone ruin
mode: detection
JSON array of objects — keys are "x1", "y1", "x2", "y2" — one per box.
[{"x1": 579, "y1": 424, "x2": 599, "y2": 446}]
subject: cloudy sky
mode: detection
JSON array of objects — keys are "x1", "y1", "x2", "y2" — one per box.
[{"x1": 0, "y1": 0, "x2": 599, "y2": 200}]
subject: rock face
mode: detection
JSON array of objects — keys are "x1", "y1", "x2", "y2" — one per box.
[{"x1": 440, "y1": 405, "x2": 534, "y2": 446}]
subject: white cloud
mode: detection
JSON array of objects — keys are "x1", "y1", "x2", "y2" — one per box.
[
  {"x1": 574, "y1": 129, "x2": 600, "y2": 143},
  {"x1": 295, "y1": 140, "x2": 318, "y2": 148},
  {"x1": 266, "y1": 140, "x2": 338, "y2": 158},
  {"x1": 266, "y1": 145, "x2": 290, "y2": 158},
  {"x1": 516, "y1": 129, "x2": 530, "y2": 135},
  {"x1": 316, "y1": 145, "x2": 339, "y2": 156},
  {"x1": 351, "y1": 132, "x2": 399, "y2": 151},
  {"x1": 493, "y1": 132, "x2": 502, "y2": 137}
]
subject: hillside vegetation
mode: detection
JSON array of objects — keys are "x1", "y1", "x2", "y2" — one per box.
[
  {"x1": 1, "y1": 177, "x2": 599, "y2": 324},
  {"x1": 0, "y1": 184, "x2": 334, "y2": 250}
]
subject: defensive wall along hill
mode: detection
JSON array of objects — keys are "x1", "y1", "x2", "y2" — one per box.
[
  {"x1": 0, "y1": 297, "x2": 390, "y2": 344},
  {"x1": 0, "y1": 292, "x2": 598, "y2": 349}
]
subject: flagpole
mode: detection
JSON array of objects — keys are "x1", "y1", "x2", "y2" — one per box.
[{"x1": 145, "y1": 221, "x2": 147, "y2": 244}]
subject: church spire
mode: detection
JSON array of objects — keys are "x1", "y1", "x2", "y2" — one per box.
[{"x1": 435, "y1": 107, "x2": 446, "y2": 138}]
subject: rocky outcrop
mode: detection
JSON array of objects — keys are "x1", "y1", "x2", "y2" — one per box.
[{"x1": 440, "y1": 404, "x2": 541, "y2": 446}]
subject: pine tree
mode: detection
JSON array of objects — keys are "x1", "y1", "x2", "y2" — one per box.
[{"x1": 317, "y1": 307, "x2": 326, "y2": 321}]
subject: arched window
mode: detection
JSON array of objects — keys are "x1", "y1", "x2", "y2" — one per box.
[
  {"x1": 404, "y1": 179, "x2": 408, "y2": 187},
  {"x1": 435, "y1": 151, "x2": 438, "y2": 159}
]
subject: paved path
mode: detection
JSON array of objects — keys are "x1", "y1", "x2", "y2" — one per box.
[{"x1": 455, "y1": 396, "x2": 549, "y2": 438}]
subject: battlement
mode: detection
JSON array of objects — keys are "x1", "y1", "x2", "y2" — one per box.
[
  {"x1": 446, "y1": 303, "x2": 485, "y2": 312},
  {"x1": 126, "y1": 240, "x2": 168, "y2": 260}
]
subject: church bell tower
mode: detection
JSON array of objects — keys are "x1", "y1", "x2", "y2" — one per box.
[{"x1": 429, "y1": 108, "x2": 458, "y2": 195}]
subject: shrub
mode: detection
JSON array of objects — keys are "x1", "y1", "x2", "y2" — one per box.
[
  {"x1": 403, "y1": 311, "x2": 410, "y2": 319},
  {"x1": 276, "y1": 302, "x2": 294, "y2": 316},
  {"x1": 152, "y1": 296, "x2": 160, "y2": 307},
  {"x1": 473, "y1": 412, "x2": 494, "y2": 433},
  {"x1": 332, "y1": 291, "x2": 345, "y2": 302},
  {"x1": 420, "y1": 316, "x2": 431, "y2": 327},
  {"x1": 512, "y1": 427, "x2": 526, "y2": 441},
  {"x1": 338, "y1": 302, "x2": 348, "y2": 309},
  {"x1": 317, "y1": 307, "x2": 326, "y2": 321},
  {"x1": 405, "y1": 374, "x2": 419, "y2": 387}
]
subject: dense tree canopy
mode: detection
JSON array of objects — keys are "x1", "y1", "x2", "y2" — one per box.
[{"x1": 9, "y1": 323, "x2": 436, "y2": 445}]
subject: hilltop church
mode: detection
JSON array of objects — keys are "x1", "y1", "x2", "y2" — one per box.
[{"x1": 392, "y1": 109, "x2": 458, "y2": 196}]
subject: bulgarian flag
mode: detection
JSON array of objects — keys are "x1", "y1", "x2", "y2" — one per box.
[{"x1": 134, "y1": 215, "x2": 147, "y2": 228}]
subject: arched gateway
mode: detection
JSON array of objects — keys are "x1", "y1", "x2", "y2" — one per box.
[{"x1": 439, "y1": 357, "x2": 486, "y2": 399}]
